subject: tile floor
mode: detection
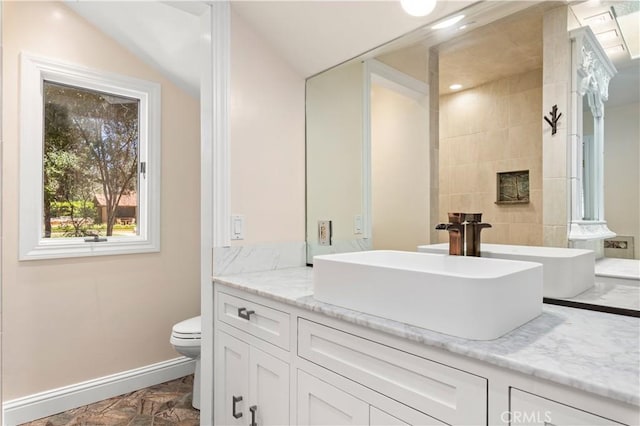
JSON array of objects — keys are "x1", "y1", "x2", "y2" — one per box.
[{"x1": 21, "y1": 375, "x2": 199, "y2": 426}]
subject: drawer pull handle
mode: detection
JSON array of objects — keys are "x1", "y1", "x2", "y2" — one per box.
[
  {"x1": 238, "y1": 307, "x2": 255, "y2": 320},
  {"x1": 249, "y1": 405, "x2": 258, "y2": 426},
  {"x1": 232, "y1": 395, "x2": 243, "y2": 419}
]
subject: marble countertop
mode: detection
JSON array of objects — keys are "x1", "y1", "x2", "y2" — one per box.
[
  {"x1": 213, "y1": 267, "x2": 640, "y2": 406},
  {"x1": 596, "y1": 257, "x2": 640, "y2": 280}
]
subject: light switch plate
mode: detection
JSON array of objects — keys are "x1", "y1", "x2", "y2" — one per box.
[{"x1": 231, "y1": 215, "x2": 245, "y2": 240}]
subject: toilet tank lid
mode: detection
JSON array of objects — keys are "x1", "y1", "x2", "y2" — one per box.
[{"x1": 173, "y1": 316, "x2": 201, "y2": 334}]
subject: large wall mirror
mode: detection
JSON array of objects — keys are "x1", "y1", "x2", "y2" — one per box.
[{"x1": 306, "y1": 0, "x2": 639, "y2": 315}]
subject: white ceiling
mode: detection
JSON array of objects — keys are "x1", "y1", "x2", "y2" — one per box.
[
  {"x1": 230, "y1": 0, "x2": 475, "y2": 78},
  {"x1": 571, "y1": 0, "x2": 640, "y2": 64},
  {"x1": 66, "y1": 0, "x2": 478, "y2": 91},
  {"x1": 65, "y1": 0, "x2": 638, "y2": 106},
  {"x1": 372, "y1": 1, "x2": 638, "y2": 104},
  {"x1": 436, "y1": 3, "x2": 550, "y2": 95},
  {"x1": 65, "y1": 1, "x2": 203, "y2": 98}
]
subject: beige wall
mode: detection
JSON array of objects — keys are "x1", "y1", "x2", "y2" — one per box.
[
  {"x1": 0, "y1": 1, "x2": 3, "y2": 421},
  {"x1": 542, "y1": 6, "x2": 571, "y2": 248},
  {"x1": 604, "y1": 102, "x2": 640, "y2": 259},
  {"x1": 377, "y1": 45, "x2": 428, "y2": 84},
  {"x1": 306, "y1": 61, "x2": 363, "y2": 247},
  {"x1": 230, "y1": 9, "x2": 305, "y2": 246},
  {"x1": 439, "y1": 68, "x2": 543, "y2": 245},
  {"x1": 2, "y1": 1, "x2": 200, "y2": 399},
  {"x1": 372, "y1": 84, "x2": 429, "y2": 250}
]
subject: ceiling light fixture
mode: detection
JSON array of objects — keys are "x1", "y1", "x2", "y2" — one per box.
[
  {"x1": 449, "y1": 84, "x2": 463, "y2": 90},
  {"x1": 400, "y1": 0, "x2": 437, "y2": 17},
  {"x1": 432, "y1": 14, "x2": 465, "y2": 30}
]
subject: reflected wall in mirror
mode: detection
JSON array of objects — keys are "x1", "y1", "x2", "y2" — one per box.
[
  {"x1": 306, "y1": 61, "x2": 368, "y2": 261},
  {"x1": 436, "y1": 4, "x2": 545, "y2": 246},
  {"x1": 602, "y1": 59, "x2": 640, "y2": 260},
  {"x1": 305, "y1": 1, "x2": 639, "y2": 314},
  {"x1": 370, "y1": 63, "x2": 430, "y2": 252}
]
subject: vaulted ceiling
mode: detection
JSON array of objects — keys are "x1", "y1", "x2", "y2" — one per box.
[{"x1": 65, "y1": 0, "x2": 638, "y2": 105}]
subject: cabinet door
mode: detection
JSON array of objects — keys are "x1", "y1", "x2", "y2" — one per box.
[
  {"x1": 249, "y1": 346, "x2": 290, "y2": 425},
  {"x1": 370, "y1": 407, "x2": 409, "y2": 426},
  {"x1": 297, "y1": 370, "x2": 369, "y2": 426},
  {"x1": 215, "y1": 331, "x2": 250, "y2": 426},
  {"x1": 370, "y1": 406, "x2": 447, "y2": 426},
  {"x1": 510, "y1": 389, "x2": 625, "y2": 426}
]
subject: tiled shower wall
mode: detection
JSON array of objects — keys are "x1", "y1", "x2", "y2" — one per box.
[{"x1": 439, "y1": 68, "x2": 543, "y2": 245}]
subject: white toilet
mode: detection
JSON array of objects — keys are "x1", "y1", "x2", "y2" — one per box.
[{"x1": 170, "y1": 316, "x2": 201, "y2": 409}]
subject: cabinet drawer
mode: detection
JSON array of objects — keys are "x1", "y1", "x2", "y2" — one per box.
[
  {"x1": 510, "y1": 388, "x2": 626, "y2": 426},
  {"x1": 217, "y1": 292, "x2": 290, "y2": 350},
  {"x1": 298, "y1": 319, "x2": 487, "y2": 426}
]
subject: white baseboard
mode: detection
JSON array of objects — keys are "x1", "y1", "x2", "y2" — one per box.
[{"x1": 2, "y1": 356, "x2": 196, "y2": 426}]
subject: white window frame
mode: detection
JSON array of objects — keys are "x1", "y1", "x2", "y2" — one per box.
[{"x1": 19, "y1": 53, "x2": 161, "y2": 260}]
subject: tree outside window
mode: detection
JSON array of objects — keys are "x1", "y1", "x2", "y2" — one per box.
[{"x1": 43, "y1": 81, "x2": 140, "y2": 238}]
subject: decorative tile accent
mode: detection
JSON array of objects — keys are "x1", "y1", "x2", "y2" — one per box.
[
  {"x1": 496, "y1": 170, "x2": 530, "y2": 204},
  {"x1": 604, "y1": 236, "x2": 635, "y2": 259}
]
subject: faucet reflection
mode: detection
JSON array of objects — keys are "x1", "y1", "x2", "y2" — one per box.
[{"x1": 435, "y1": 213, "x2": 492, "y2": 257}]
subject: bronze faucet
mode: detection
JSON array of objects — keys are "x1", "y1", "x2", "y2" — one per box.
[
  {"x1": 435, "y1": 212, "x2": 492, "y2": 257},
  {"x1": 435, "y1": 213, "x2": 465, "y2": 256},
  {"x1": 465, "y1": 218, "x2": 492, "y2": 257}
]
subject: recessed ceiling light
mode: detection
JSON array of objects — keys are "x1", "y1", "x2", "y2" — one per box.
[
  {"x1": 449, "y1": 84, "x2": 463, "y2": 90},
  {"x1": 400, "y1": 0, "x2": 437, "y2": 17},
  {"x1": 432, "y1": 15, "x2": 465, "y2": 30}
]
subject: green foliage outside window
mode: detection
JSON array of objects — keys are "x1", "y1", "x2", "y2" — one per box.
[{"x1": 43, "y1": 81, "x2": 139, "y2": 238}]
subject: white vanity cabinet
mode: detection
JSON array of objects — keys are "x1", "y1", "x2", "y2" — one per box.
[
  {"x1": 212, "y1": 282, "x2": 639, "y2": 426},
  {"x1": 297, "y1": 370, "x2": 369, "y2": 425},
  {"x1": 296, "y1": 370, "x2": 443, "y2": 426},
  {"x1": 215, "y1": 331, "x2": 290, "y2": 425},
  {"x1": 369, "y1": 407, "x2": 412, "y2": 426},
  {"x1": 509, "y1": 389, "x2": 626, "y2": 426},
  {"x1": 297, "y1": 319, "x2": 487, "y2": 425},
  {"x1": 214, "y1": 291, "x2": 292, "y2": 426}
]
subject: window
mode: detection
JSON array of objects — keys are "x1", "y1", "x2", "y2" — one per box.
[{"x1": 20, "y1": 53, "x2": 161, "y2": 260}]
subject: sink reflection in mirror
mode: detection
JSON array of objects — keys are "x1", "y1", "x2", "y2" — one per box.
[{"x1": 418, "y1": 243, "x2": 595, "y2": 299}]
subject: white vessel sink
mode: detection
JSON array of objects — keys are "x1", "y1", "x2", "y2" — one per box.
[
  {"x1": 418, "y1": 243, "x2": 595, "y2": 298},
  {"x1": 313, "y1": 250, "x2": 542, "y2": 340}
]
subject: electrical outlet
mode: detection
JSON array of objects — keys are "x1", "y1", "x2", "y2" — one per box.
[
  {"x1": 354, "y1": 215, "x2": 363, "y2": 235},
  {"x1": 318, "y1": 220, "x2": 332, "y2": 246}
]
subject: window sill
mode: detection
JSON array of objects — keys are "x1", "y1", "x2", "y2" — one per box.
[{"x1": 19, "y1": 238, "x2": 160, "y2": 261}]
